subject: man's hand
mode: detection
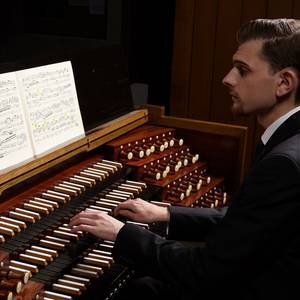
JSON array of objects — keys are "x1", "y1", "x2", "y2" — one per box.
[
  {"x1": 69, "y1": 210, "x2": 124, "y2": 241},
  {"x1": 114, "y1": 198, "x2": 170, "y2": 223}
]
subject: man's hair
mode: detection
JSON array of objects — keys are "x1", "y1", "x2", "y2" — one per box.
[{"x1": 237, "y1": 18, "x2": 300, "y2": 101}]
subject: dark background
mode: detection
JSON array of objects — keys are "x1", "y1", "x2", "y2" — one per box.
[{"x1": 0, "y1": 0, "x2": 176, "y2": 131}]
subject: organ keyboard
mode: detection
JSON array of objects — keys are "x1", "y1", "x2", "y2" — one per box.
[
  {"x1": 0, "y1": 155, "x2": 152, "y2": 300},
  {"x1": 0, "y1": 105, "x2": 247, "y2": 299}
]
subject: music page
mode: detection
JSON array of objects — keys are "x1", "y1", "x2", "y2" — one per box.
[
  {"x1": 17, "y1": 61, "x2": 85, "y2": 156},
  {"x1": 0, "y1": 72, "x2": 34, "y2": 172}
]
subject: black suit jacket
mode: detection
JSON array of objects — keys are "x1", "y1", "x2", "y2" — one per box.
[{"x1": 113, "y1": 111, "x2": 300, "y2": 299}]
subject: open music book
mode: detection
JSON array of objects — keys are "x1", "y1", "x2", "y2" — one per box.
[{"x1": 0, "y1": 61, "x2": 85, "y2": 173}]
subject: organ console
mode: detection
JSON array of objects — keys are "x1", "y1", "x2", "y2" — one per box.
[{"x1": 0, "y1": 105, "x2": 247, "y2": 299}]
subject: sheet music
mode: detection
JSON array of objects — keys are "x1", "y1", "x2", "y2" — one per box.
[
  {"x1": 0, "y1": 72, "x2": 34, "y2": 171},
  {"x1": 17, "y1": 61, "x2": 85, "y2": 156}
]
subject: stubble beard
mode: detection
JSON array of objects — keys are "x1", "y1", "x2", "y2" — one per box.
[{"x1": 231, "y1": 101, "x2": 245, "y2": 116}]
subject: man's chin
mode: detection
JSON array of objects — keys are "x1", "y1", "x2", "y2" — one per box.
[{"x1": 231, "y1": 105, "x2": 246, "y2": 116}]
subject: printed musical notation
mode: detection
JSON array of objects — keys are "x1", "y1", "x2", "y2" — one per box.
[
  {"x1": 17, "y1": 61, "x2": 85, "y2": 156},
  {"x1": 0, "y1": 61, "x2": 85, "y2": 172},
  {"x1": 0, "y1": 72, "x2": 34, "y2": 171}
]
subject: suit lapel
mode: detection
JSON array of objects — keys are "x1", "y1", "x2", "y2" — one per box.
[
  {"x1": 251, "y1": 140, "x2": 265, "y2": 165},
  {"x1": 255, "y1": 110, "x2": 300, "y2": 162}
]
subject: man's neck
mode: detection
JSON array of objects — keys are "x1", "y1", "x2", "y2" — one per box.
[{"x1": 257, "y1": 99, "x2": 297, "y2": 129}]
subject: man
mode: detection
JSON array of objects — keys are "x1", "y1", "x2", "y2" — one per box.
[{"x1": 69, "y1": 19, "x2": 300, "y2": 299}]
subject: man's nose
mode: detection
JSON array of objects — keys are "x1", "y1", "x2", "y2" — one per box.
[{"x1": 222, "y1": 69, "x2": 234, "y2": 87}]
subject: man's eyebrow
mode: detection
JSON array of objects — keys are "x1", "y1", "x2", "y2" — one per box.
[{"x1": 232, "y1": 59, "x2": 249, "y2": 67}]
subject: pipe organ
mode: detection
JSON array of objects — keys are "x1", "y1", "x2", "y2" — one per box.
[
  {"x1": 104, "y1": 124, "x2": 227, "y2": 208},
  {"x1": 0, "y1": 105, "x2": 247, "y2": 299}
]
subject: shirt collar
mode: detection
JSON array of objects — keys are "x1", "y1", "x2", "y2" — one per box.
[{"x1": 261, "y1": 106, "x2": 300, "y2": 145}]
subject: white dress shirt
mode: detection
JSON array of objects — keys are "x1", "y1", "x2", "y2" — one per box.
[{"x1": 261, "y1": 106, "x2": 300, "y2": 145}]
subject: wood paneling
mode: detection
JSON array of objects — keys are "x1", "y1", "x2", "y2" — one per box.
[
  {"x1": 266, "y1": 0, "x2": 294, "y2": 18},
  {"x1": 170, "y1": 0, "x2": 196, "y2": 117},
  {"x1": 188, "y1": 0, "x2": 218, "y2": 120},
  {"x1": 241, "y1": 0, "x2": 267, "y2": 20},
  {"x1": 210, "y1": 0, "x2": 242, "y2": 124},
  {"x1": 293, "y1": 1, "x2": 300, "y2": 18}
]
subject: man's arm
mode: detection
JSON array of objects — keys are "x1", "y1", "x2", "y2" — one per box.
[
  {"x1": 168, "y1": 205, "x2": 228, "y2": 240},
  {"x1": 112, "y1": 155, "x2": 300, "y2": 295},
  {"x1": 114, "y1": 198, "x2": 227, "y2": 241}
]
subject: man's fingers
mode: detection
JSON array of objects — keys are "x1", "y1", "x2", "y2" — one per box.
[
  {"x1": 69, "y1": 216, "x2": 97, "y2": 227},
  {"x1": 116, "y1": 209, "x2": 136, "y2": 220},
  {"x1": 70, "y1": 211, "x2": 106, "y2": 223},
  {"x1": 70, "y1": 224, "x2": 95, "y2": 234},
  {"x1": 114, "y1": 200, "x2": 136, "y2": 215}
]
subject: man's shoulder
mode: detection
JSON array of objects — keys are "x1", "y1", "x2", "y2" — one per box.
[{"x1": 267, "y1": 131, "x2": 300, "y2": 164}]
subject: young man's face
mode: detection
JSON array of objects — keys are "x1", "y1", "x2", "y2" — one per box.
[{"x1": 223, "y1": 39, "x2": 279, "y2": 116}]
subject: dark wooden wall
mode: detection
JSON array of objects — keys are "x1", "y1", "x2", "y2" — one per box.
[{"x1": 170, "y1": 0, "x2": 300, "y2": 169}]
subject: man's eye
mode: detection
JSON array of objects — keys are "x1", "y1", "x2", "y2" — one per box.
[{"x1": 237, "y1": 67, "x2": 248, "y2": 76}]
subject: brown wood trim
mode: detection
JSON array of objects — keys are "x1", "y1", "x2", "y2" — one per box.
[
  {"x1": 0, "y1": 154, "x2": 104, "y2": 212},
  {"x1": 88, "y1": 116, "x2": 148, "y2": 151},
  {"x1": 87, "y1": 109, "x2": 148, "y2": 143},
  {"x1": 0, "y1": 144, "x2": 88, "y2": 196},
  {"x1": 0, "y1": 138, "x2": 88, "y2": 191},
  {"x1": 147, "y1": 105, "x2": 247, "y2": 138}
]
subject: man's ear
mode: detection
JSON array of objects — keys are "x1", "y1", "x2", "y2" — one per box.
[{"x1": 276, "y1": 68, "x2": 299, "y2": 98}]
